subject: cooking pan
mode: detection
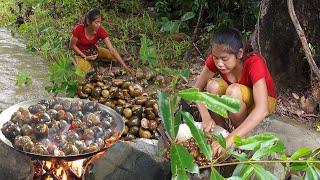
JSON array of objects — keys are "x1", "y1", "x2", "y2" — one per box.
[{"x1": 0, "y1": 98, "x2": 125, "y2": 161}]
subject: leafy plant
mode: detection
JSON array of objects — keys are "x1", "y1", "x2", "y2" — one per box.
[
  {"x1": 46, "y1": 58, "x2": 82, "y2": 97},
  {"x1": 156, "y1": 67, "x2": 190, "y2": 89},
  {"x1": 158, "y1": 11, "x2": 195, "y2": 34},
  {"x1": 140, "y1": 34, "x2": 158, "y2": 68},
  {"x1": 158, "y1": 88, "x2": 320, "y2": 179},
  {"x1": 16, "y1": 70, "x2": 32, "y2": 86},
  {"x1": 158, "y1": 88, "x2": 240, "y2": 179}
]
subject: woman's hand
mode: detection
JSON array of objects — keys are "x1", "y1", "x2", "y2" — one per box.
[
  {"x1": 212, "y1": 140, "x2": 223, "y2": 157},
  {"x1": 201, "y1": 118, "x2": 216, "y2": 132},
  {"x1": 85, "y1": 54, "x2": 98, "y2": 61},
  {"x1": 212, "y1": 136, "x2": 233, "y2": 160}
]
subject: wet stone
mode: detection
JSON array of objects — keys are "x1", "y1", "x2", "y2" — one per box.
[
  {"x1": 85, "y1": 139, "x2": 170, "y2": 180},
  {"x1": 0, "y1": 141, "x2": 33, "y2": 180}
]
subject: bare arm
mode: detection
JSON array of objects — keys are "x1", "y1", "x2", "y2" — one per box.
[
  {"x1": 103, "y1": 37, "x2": 132, "y2": 73},
  {"x1": 69, "y1": 35, "x2": 86, "y2": 59},
  {"x1": 226, "y1": 78, "x2": 269, "y2": 147},
  {"x1": 194, "y1": 66, "x2": 216, "y2": 131}
]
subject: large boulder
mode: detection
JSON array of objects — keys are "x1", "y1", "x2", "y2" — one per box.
[
  {"x1": 0, "y1": 141, "x2": 32, "y2": 180},
  {"x1": 249, "y1": 114, "x2": 320, "y2": 154},
  {"x1": 85, "y1": 139, "x2": 170, "y2": 180}
]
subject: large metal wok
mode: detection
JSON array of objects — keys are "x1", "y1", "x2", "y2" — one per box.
[{"x1": 0, "y1": 98, "x2": 125, "y2": 161}]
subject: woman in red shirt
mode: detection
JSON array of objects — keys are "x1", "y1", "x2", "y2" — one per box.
[
  {"x1": 69, "y1": 8, "x2": 132, "y2": 74},
  {"x1": 194, "y1": 28, "x2": 277, "y2": 156}
]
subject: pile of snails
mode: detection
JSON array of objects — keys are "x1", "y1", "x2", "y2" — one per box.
[
  {"x1": 164, "y1": 135, "x2": 216, "y2": 167},
  {"x1": 86, "y1": 47, "x2": 98, "y2": 56},
  {"x1": 1, "y1": 98, "x2": 117, "y2": 156},
  {"x1": 77, "y1": 68, "x2": 165, "y2": 140}
]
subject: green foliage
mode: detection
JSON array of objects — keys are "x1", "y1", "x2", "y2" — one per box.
[
  {"x1": 210, "y1": 167, "x2": 224, "y2": 180},
  {"x1": 157, "y1": 67, "x2": 190, "y2": 89},
  {"x1": 16, "y1": 70, "x2": 32, "y2": 86},
  {"x1": 159, "y1": 88, "x2": 320, "y2": 179},
  {"x1": 46, "y1": 58, "x2": 81, "y2": 97},
  {"x1": 178, "y1": 88, "x2": 240, "y2": 118},
  {"x1": 0, "y1": 1, "x2": 16, "y2": 26},
  {"x1": 233, "y1": 134, "x2": 285, "y2": 160},
  {"x1": 140, "y1": 34, "x2": 158, "y2": 68},
  {"x1": 157, "y1": 91, "x2": 181, "y2": 140},
  {"x1": 290, "y1": 147, "x2": 312, "y2": 160},
  {"x1": 212, "y1": 133, "x2": 227, "y2": 150},
  {"x1": 171, "y1": 144, "x2": 199, "y2": 180},
  {"x1": 158, "y1": 88, "x2": 240, "y2": 179},
  {"x1": 157, "y1": 11, "x2": 195, "y2": 34},
  {"x1": 183, "y1": 111, "x2": 212, "y2": 160}
]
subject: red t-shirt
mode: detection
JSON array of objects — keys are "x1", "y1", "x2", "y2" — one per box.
[
  {"x1": 71, "y1": 24, "x2": 109, "y2": 55},
  {"x1": 205, "y1": 53, "x2": 277, "y2": 98}
]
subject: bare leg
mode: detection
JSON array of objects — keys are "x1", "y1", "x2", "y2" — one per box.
[
  {"x1": 206, "y1": 79, "x2": 229, "y2": 130},
  {"x1": 225, "y1": 84, "x2": 248, "y2": 128}
]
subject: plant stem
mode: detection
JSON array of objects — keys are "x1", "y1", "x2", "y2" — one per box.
[{"x1": 200, "y1": 160, "x2": 320, "y2": 168}]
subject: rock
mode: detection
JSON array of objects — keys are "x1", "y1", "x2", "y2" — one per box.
[
  {"x1": 85, "y1": 139, "x2": 170, "y2": 180},
  {"x1": 260, "y1": 155, "x2": 286, "y2": 180},
  {"x1": 249, "y1": 114, "x2": 320, "y2": 154},
  {"x1": 0, "y1": 141, "x2": 32, "y2": 180}
]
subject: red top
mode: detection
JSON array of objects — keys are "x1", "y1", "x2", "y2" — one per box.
[
  {"x1": 205, "y1": 52, "x2": 277, "y2": 98},
  {"x1": 71, "y1": 24, "x2": 109, "y2": 55}
]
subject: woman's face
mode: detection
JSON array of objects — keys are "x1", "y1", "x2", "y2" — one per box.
[
  {"x1": 88, "y1": 16, "x2": 101, "y2": 31},
  {"x1": 211, "y1": 44, "x2": 242, "y2": 74}
]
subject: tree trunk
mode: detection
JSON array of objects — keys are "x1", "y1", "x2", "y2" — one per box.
[{"x1": 251, "y1": 0, "x2": 320, "y2": 90}]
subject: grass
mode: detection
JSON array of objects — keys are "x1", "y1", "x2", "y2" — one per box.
[
  {"x1": 0, "y1": 0, "x2": 16, "y2": 26},
  {"x1": 102, "y1": 10, "x2": 190, "y2": 68}
]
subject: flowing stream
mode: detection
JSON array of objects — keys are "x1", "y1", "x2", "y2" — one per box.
[{"x1": 0, "y1": 27, "x2": 50, "y2": 111}]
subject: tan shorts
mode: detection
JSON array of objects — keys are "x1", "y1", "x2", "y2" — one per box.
[
  {"x1": 208, "y1": 78, "x2": 276, "y2": 113},
  {"x1": 74, "y1": 47, "x2": 115, "y2": 74}
]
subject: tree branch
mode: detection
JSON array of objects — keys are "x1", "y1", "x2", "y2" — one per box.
[
  {"x1": 183, "y1": 0, "x2": 205, "y2": 61},
  {"x1": 287, "y1": 0, "x2": 320, "y2": 78}
]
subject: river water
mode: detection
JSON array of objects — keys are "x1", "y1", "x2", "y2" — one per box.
[{"x1": 0, "y1": 27, "x2": 50, "y2": 111}]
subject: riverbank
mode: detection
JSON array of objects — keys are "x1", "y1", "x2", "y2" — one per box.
[{"x1": 0, "y1": 27, "x2": 49, "y2": 111}]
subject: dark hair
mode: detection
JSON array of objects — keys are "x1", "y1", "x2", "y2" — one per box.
[
  {"x1": 210, "y1": 27, "x2": 253, "y2": 55},
  {"x1": 82, "y1": 8, "x2": 101, "y2": 26}
]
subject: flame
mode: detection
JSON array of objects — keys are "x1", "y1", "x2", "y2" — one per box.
[
  {"x1": 33, "y1": 131, "x2": 121, "y2": 179},
  {"x1": 34, "y1": 159, "x2": 84, "y2": 180},
  {"x1": 69, "y1": 159, "x2": 85, "y2": 178}
]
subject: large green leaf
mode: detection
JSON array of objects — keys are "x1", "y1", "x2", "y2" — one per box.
[
  {"x1": 252, "y1": 164, "x2": 277, "y2": 180},
  {"x1": 180, "y1": 11, "x2": 196, "y2": 21},
  {"x1": 314, "y1": 167, "x2": 320, "y2": 178},
  {"x1": 238, "y1": 164, "x2": 254, "y2": 179},
  {"x1": 309, "y1": 148, "x2": 320, "y2": 159},
  {"x1": 290, "y1": 162, "x2": 308, "y2": 171},
  {"x1": 178, "y1": 88, "x2": 240, "y2": 118},
  {"x1": 157, "y1": 91, "x2": 180, "y2": 140},
  {"x1": 305, "y1": 166, "x2": 320, "y2": 180},
  {"x1": 182, "y1": 111, "x2": 212, "y2": 160},
  {"x1": 290, "y1": 147, "x2": 312, "y2": 160},
  {"x1": 233, "y1": 134, "x2": 283, "y2": 151},
  {"x1": 213, "y1": 133, "x2": 227, "y2": 150},
  {"x1": 252, "y1": 140, "x2": 285, "y2": 160},
  {"x1": 139, "y1": 34, "x2": 158, "y2": 68},
  {"x1": 161, "y1": 20, "x2": 180, "y2": 34},
  {"x1": 230, "y1": 151, "x2": 248, "y2": 162},
  {"x1": 171, "y1": 144, "x2": 199, "y2": 180},
  {"x1": 210, "y1": 167, "x2": 224, "y2": 180}
]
